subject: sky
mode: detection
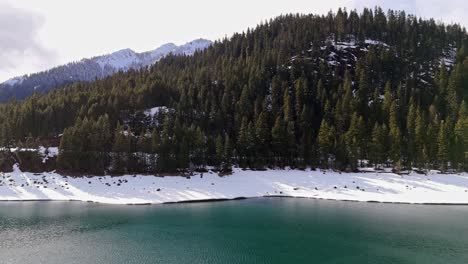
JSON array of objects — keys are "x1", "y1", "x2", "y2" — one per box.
[{"x1": 0, "y1": 0, "x2": 466, "y2": 82}]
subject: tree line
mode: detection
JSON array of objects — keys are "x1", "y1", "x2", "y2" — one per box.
[{"x1": 0, "y1": 7, "x2": 467, "y2": 174}]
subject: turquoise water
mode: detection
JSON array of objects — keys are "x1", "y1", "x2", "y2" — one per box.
[{"x1": 1, "y1": 199, "x2": 468, "y2": 264}]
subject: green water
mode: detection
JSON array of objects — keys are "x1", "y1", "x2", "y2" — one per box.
[{"x1": 1, "y1": 199, "x2": 468, "y2": 264}]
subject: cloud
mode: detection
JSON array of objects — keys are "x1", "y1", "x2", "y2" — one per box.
[{"x1": 0, "y1": 1, "x2": 56, "y2": 76}]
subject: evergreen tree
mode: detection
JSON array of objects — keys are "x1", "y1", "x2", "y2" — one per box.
[
  {"x1": 317, "y1": 120, "x2": 334, "y2": 168},
  {"x1": 370, "y1": 122, "x2": 388, "y2": 166},
  {"x1": 112, "y1": 123, "x2": 131, "y2": 174},
  {"x1": 215, "y1": 134, "x2": 224, "y2": 168},
  {"x1": 345, "y1": 113, "x2": 366, "y2": 169},
  {"x1": 271, "y1": 116, "x2": 287, "y2": 167},
  {"x1": 437, "y1": 120, "x2": 450, "y2": 171},
  {"x1": 388, "y1": 101, "x2": 402, "y2": 168},
  {"x1": 414, "y1": 109, "x2": 427, "y2": 167},
  {"x1": 255, "y1": 111, "x2": 270, "y2": 166}
]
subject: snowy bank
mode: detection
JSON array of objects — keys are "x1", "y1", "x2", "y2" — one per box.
[{"x1": 1, "y1": 166, "x2": 468, "y2": 205}]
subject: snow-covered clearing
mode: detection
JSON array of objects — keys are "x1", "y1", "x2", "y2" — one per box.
[{"x1": 1, "y1": 166, "x2": 468, "y2": 205}]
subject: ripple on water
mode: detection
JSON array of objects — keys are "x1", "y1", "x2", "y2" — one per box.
[{"x1": 1, "y1": 199, "x2": 468, "y2": 264}]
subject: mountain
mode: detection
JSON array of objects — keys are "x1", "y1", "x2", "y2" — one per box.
[
  {"x1": 0, "y1": 8, "x2": 467, "y2": 175},
  {"x1": 0, "y1": 39, "x2": 212, "y2": 102}
]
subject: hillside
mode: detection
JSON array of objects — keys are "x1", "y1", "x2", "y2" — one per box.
[
  {"x1": 0, "y1": 7, "x2": 467, "y2": 175},
  {"x1": 0, "y1": 39, "x2": 212, "y2": 101}
]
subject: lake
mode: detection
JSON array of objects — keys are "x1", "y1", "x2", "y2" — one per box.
[{"x1": 1, "y1": 198, "x2": 468, "y2": 264}]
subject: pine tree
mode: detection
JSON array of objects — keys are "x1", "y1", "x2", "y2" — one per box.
[
  {"x1": 341, "y1": 72, "x2": 354, "y2": 129},
  {"x1": 370, "y1": 123, "x2": 388, "y2": 166},
  {"x1": 294, "y1": 77, "x2": 307, "y2": 118},
  {"x1": 454, "y1": 114, "x2": 468, "y2": 171},
  {"x1": 388, "y1": 101, "x2": 402, "y2": 168},
  {"x1": 283, "y1": 87, "x2": 294, "y2": 123},
  {"x1": 215, "y1": 134, "x2": 224, "y2": 168},
  {"x1": 223, "y1": 133, "x2": 233, "y2": 170},
  {"x1": 271, "y1": 116, "x2": 287, "y2": 167},
  {"x1": 435, "y1": 63, "x2": 448, "y2": 116},
  {"x1": 405, "y1": 99, "x2": 416, "y2": 164},
  {"x1": 437, "y1": 120, "x2": 449, "y2": 171},
  {"x1": 238, "y1": 118, "x2": 250, "y2": 166},
  {"x1": 255, "y1": 111, "x2": 270, "y2": 166},
  {"x1": 270, "y1": 76, "x2": 282, "y2": 114},
  {"x1": 345, "y1": 113, "x2": 366, "y2": 169},
  {"x1": 112, "y1": 123, "x2": 131, "y2": 174},
  {"x1": 414, "y1": 109, "x2": 427, "y2": 167},
  {"x1": 192, "y1": 126, "x2": 205, "y2": 168},
  {"x1": 317, "y1": 120, "x2": 334, "y2": 168},
  {"x1": 286, "y1": 121, "x2": 297, "y2": 166},
  {"x1": 382, "y1": 81, "x2": 392, "y2": 122},
  {"x1": 426, "y1": 114, "x2": 440, "y2": 167},
  {"x1": 454, "y1": 101, "x2": 468, "y2": 170},
  {"x1": 356, "y1": 69, "x2": 370, "y2": 115}
]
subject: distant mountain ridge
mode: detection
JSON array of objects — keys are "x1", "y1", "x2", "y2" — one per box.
[{"x1": 0, "y1": 39, "x2": 212, "y2": 102}]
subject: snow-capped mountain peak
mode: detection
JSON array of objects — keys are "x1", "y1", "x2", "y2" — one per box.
[
  {"x1": 0, "y1": 38, "x2": 212, "y2": 101},
  {"x1": 94, "y1": 48, "x2": 139, "y2": 71},
  {"x1": 3, "y1": 76, "x2": 25, "y2": 86},
  {"x1": 148, "y1": 43, "x2": 178, "y2": 57},
  {"x1": 175, "y1": 38, "x2": 212, "y2": 55}
]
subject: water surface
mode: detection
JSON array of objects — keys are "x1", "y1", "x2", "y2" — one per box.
[{"x1": 1, "y1": 199, "x2": 467, "y2": 264}]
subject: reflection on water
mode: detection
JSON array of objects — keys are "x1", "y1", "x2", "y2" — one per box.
[{"x1": 1, "y1": 199, "x2": 468, "y2": 264}]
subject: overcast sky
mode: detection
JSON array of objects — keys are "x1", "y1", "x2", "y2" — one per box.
[{"x1": 0, "y1": 0, "x2": 466, "y2": 82}]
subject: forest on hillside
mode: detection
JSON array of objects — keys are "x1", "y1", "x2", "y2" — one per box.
[{"x1": 0, "y1": 7, "x2": 467, "y2": 175}]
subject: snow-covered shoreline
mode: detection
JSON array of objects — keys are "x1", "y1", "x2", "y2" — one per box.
[{"x1": 1, "y1": 165, "x2": 468, "y2": 205}]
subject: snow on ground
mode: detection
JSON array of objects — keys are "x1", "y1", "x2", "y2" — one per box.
[
  {"x1": 1, "y1": 166, "x2": 468, "y2": 205},
  {"x1": 144, "y1": 106, "x2": 170, "y2": 117},
  {"x1": 364, "y1": 39, "x2": 389, "y2": 47},
  {"x1": 38, "y1": 147, "x2": 59, "y2": 163},
  {"x1": 2, "y1": 147, "x2": 59, "y2": 163}
]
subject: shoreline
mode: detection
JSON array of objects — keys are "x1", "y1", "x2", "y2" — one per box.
[
  {"x1": 2, "y1": 196, "x2": 468, "y2": 207},
  {"x1": 1, "y1": 166, "x2": 468, "y2": 205}
]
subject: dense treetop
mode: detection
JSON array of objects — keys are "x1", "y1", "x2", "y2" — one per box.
[{"x1": 0, "y1": 7, "x2": 467, "y2": 174}]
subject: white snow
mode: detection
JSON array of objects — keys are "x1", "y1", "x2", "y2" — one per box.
[
  {"x1": 317, "y1": 36, "x2": 390, "y2": 68},
  {"x1": 1, "y1": 167, "x2": 467, "y2": 205},
  {"x1": 90, "y1": 39, "x2": 212, "y2": 72},
  {"x1": 147, "y1": 43, "x2": 178, "y2": 60},
  {"x1": 0, "y1": 39, "x2": 212, "y2": 91},
  {"x1": 440, "y1": 47, "x2": 457, "y2": 68},
  {"x1": 95, "y1": 48, "x2": 140, "y2": 71},
  {"x1": 38, "y1": 147, "x2": 59, "y2": 163},
  {"x1": 1, "y1": 147, "x2": 59, "y2": 163},
  {"x1": 174, "y1": 39, "x2": 212, "y2": 56},
  {"x1": 333, "y1": 40, "x2": 358, "y2": 50},
  {"x1": 365, "y1": 39, "x2": 389, "y2": 47},
  {"x1": 144, "y1": 106, "x2": 170, "y2": 117},
  {"x1": 321, "y1": 36, "x2": 389, "y2": 51},
  {"x1": 4, "y1": 76, "x2": 25, "y2": 86}
]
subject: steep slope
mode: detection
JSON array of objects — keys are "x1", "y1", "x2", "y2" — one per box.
[
  {"x1": 290, "y1": 35, "x2": 457, "y2": 92},
  {"x1": 0, "y1": 39, "x2": 212, "y2": 101},
  {"x1": 0, "y1": 9, "x2": 466, "y2": 174}
]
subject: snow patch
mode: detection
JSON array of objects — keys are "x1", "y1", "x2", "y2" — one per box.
[
  {"x1": 38, "y1": 147, "x2": 59, "y2": 163},
  {"x1": 1, "y1": 168, "x2": 467, "y2": 205},
  {"x1": 365, "y1": 39, "x2": 389, "y2": 47},
  {"x1": 144, "y1": 106, "x2": 170, "y2": 117},
  {"x1": 4, "y1": 76, "x2": 25, "y2": 86},
  {"x1": 94, "y1": 48, "x2": 140, "y2": 71},
  {"x1": 174, "y1": 39, "x2": 212, "y2": 56}
]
